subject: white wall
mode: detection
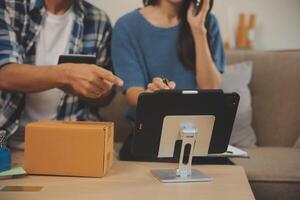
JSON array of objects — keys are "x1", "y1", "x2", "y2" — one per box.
[
  {"x1": 88, "y1": 0, "x2": 142, "y2": 23},
  {"x1": 213, "y1": 0, "x2": 300, "y2": 50},
  {"x1": 87, "y1": 0, "x2": 300, "y2": 50}
]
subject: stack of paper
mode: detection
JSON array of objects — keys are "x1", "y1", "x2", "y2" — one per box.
[
  {"x1": 208, "y1": 145, "x2": 249, "y2": 158},
  {"x1": 0, "y1": 167, "x2": 27, "y2": 179}
]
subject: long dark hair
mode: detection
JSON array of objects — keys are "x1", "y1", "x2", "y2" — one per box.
[{"x1": 143, "y1": 0, "x2": 214, "y2": 70}]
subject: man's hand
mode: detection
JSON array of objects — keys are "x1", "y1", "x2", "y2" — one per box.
[
  {"x1": 58, "y1": 63, "x2": 123, "y2": 99},
  {"x1": 146, "y1": 77, "x2": 176, "y2": 93}
]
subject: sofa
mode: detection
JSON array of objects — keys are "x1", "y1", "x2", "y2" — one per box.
[
  {"x1": 100, "y1": 50, "x2": 300, "y2": 200},
  {"x1": 227, "y1": 50, "x2": 300, "y2": 200}
]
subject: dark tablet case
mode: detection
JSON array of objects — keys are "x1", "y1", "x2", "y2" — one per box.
[{"x1": 132, "y1": 90, "x2": 240, "y2": 161}]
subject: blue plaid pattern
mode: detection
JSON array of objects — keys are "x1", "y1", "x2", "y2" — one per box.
[{"x1": 0, "y1": 0, "x2": 112, "y2": 136}]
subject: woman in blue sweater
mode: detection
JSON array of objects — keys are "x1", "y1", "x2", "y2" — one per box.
[{"x1": 112, "y1": 0, "x2": 225, "y2": 160}]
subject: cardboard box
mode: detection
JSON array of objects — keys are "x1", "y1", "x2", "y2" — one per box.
[{"x1": 24, "y1": 121, "x2": 113, "y2": 177}]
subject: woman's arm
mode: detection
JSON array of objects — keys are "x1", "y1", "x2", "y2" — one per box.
[
  {"x1": 193, "y1": 35, "x2": 221, "y2": 89},
  {"x1": 187, "y1": 0, "x2": 221, "y2": 89},
  {"x1": 126, "y1": 87, "x2": 145, "y2": 108}
]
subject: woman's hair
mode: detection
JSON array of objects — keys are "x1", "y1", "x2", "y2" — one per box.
[{"x1": 143, "y1": 0, "x2": 214, "y2": 70}]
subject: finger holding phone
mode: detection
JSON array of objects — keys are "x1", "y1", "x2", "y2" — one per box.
[{"x1": 187, "y1": 0, "x2": 211, "y2": 37}]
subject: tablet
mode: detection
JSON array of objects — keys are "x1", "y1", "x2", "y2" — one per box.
[{"x1": 132, "y1": 90, "x2": 240, "y2": 161}]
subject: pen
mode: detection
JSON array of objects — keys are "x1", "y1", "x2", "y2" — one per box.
[{"x1": 162, "y1": 78, "x2": 169, "y2": 87}]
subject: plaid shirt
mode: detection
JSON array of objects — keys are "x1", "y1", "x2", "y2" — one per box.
[{"x1": 0, "y1": 0, "x2": 112, "y2": 137}]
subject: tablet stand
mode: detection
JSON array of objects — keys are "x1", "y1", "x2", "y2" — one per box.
[{"x1": 151, "y1": 122, "x2": 212, "y2": 183}]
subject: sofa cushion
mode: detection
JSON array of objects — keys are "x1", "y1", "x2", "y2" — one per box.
[
  {"x1": 250, "y1": 181, "x2": 300, "y2": 200},
  {"x1": 222, "y1": 61, "x2": 257, "y2": 148},
  {"x1": 294, "y1": 136, "x2": 300, "y2": 148},
  {"x1": 231, "y1": 147, "x2": 300, "y2": 182},
  {"x1": 226, "y1": 50, "x2": 300, "y2": 147}
]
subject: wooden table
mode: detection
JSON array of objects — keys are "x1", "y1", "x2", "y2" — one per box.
[{"x1": 0, "y1": 152, "x2": 255, "y2": 200}]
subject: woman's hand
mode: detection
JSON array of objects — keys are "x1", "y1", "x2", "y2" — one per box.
[
  {"x1": 146, "y1": 77, "x2": 176, "y2": 93},
  {"x1": 187, "y1": 0, "x2": 210, "y2": 37}
]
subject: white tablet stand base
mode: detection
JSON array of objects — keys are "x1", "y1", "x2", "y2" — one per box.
[{"x1": 151, "y1": 122, "x2": 212, "y2": 183}]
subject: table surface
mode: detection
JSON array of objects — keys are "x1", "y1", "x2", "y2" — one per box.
[{"x1": 0, "y1": 152, "x2": 255, "y2": 200}]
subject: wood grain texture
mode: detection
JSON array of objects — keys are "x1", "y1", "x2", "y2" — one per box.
[{"x1": 0, "y1": 151, "x2": 255, "y2": 200}]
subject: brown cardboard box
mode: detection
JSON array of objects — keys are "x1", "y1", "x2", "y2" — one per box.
[{"x1": 24, "y1": 121, "x2": 113, "y2": 177}]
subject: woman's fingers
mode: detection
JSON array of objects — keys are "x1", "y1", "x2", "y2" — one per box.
[
  {"x1": 189, "y1": 0, "x2": 209, "y2": 20},
  {"x1": 147, "y1": 83, "x2": 159, "y2": 92},
  {"x1": 168, "y1": 81, "x2": 176, "y2": 89},
  {"x1": 197, "y1": 0, "x2": 210, "y2": 20},
  {"x1": 187, "y1": 2, "x2": 195, "y2": 19},
  {"x1": 146, "y1": 77, "x2": 176, "y2": 92},
  {"x1": 153, "y1": 78, "x2": 169, "y2": 89},
  {"x1": 187, "y1": 0, "x2": 209, "y2": 32}
]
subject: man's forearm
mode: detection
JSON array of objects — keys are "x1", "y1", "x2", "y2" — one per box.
[{"x1": 0, "y1": 63, "x2": 64, "y2": 93}]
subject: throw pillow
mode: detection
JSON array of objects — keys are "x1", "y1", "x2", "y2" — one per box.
[
  {"x1": 294, "y1": 136, "x2": 300, "y2": 148},
  {"x1": 221, "y1": 61, "x2": 257, "y2": 148}
]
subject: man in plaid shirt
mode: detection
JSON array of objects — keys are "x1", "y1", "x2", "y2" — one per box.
[{"x1": 0, "y1": 0, "x2": 123, "y2": 148}]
